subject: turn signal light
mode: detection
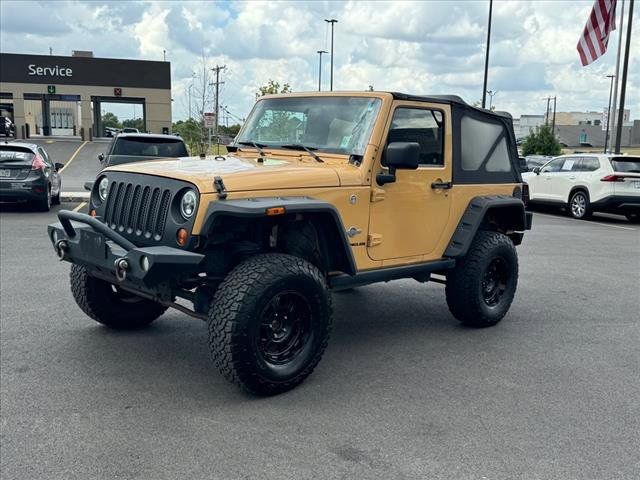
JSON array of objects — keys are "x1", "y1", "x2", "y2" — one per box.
[
  {"x1": 177, "y1": 228, "x2": 188, "y2": 246},
  {"x1": 601, "y1": 174, "x2": 625, "y2": 182},
  {"x1": 89, "y1": 209, "x2": 97, "y2": 217},
  {"x1": 265, "y1": 206, "x2": 286, "y2": 216}
]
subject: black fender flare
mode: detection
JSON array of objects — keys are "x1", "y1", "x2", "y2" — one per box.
[
  {"x1": 444, "y1": 195, "x2": 531, "y2": 258},
  {"x1": 200, "y1": 196, "x2": 357, "y2": 275}
]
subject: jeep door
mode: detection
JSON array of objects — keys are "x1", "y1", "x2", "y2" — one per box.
[{"x1": 367, "y1": 102, "x2": 452, "y2": 261}]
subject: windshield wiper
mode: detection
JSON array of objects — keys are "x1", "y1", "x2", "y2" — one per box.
[
  {"x1": 279, "y1": 144, "x2": 324, "y2": 163},
  {"x1": 236, "y1": 141, "x2": 267, "y2": 157}
]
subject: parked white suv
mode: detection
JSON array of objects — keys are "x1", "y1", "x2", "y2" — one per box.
[{"x1": 522, "y1": 154, "x2": 640, "y2": 222}]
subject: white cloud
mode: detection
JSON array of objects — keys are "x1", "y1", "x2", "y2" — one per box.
[{"x1": 1, "y1": 0, "x2": 638, "y2": 122}]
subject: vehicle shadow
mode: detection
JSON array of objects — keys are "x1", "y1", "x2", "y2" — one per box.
[
  {"x1": 527, "y1": 204, "x2": 632, "y2": 226},
  {"x1": 61, "y1": 281, "x2": 472, "y2": 400}
]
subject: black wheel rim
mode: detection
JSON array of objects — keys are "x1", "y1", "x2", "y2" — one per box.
[
  {"x1": 258, "y1": 291, "x2": 312, "y2": 367},
  {"x1": 481, "y1": 257, "x2": 509, "y2": 307}
]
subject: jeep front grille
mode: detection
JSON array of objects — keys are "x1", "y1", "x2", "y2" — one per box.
[{"x1": 103, "y1": 181, "x2": 172, "y2": 241}]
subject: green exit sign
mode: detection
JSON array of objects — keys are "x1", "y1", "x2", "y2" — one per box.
[{"x1": 47, "y1": 85, "x2": 56, "y2": 94}]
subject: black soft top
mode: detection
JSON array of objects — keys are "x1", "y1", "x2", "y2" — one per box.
[{"x1": 389, "y1": 92, "x2": 513, "y2": 120}]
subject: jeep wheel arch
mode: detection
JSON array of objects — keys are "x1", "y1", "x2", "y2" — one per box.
[
  {"x1": 444, "y1": 195, "x2": 529, "y2": 258},
  {"x1": 201, "y1": 197, "x2": 357, "y2": 276}
]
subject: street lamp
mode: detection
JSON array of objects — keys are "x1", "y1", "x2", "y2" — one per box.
[
  {"x1": 324, "y1": 19, "x2": 338, "y2": 91},
  {"x1": 316, "y1": 50, "x2": 327, "y2": 91},
  {"x1": 604, "y1": 74, "x2": 615, "y2": 154},
  {"x1": 486, "y1": 90, "x2": 497, "y2": 110}
]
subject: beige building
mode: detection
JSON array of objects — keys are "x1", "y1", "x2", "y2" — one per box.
[{"x1": 0, "y1": 52, "x2": 172, "y2": 139}]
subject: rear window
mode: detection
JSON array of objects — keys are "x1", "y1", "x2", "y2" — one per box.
[
  {"x1": 460, "y1": 116, "x2": 511, "y2": 172},
  {"x1": 0, "y1": 147, "x2": 35, "y2": 164},
  {"x1": 112, "y1": 137, "x2": 188, "y2": 157},
  {"x1": 610, "y1": 157, "x2": 640, "y2": 173}
]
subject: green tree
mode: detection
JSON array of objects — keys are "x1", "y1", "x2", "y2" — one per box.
[
  {"x1": 218, "y1": 123, "x2": 242, "y2": 136},
  {"x1": 256, "y1": 80, "x2": 291, "y2": 98},
  {"x1": 102, "y1": 112, "x2": 121, "y2": 129},
  {"x1": 521, "y1": 124, "x2": 562, "y2": 156},
  {"x1": 173, "y1": 118, "x2": 206, "y2": 155},
  {"x1": 122, "y1": 117, "x2": 144, "y2": 131}
]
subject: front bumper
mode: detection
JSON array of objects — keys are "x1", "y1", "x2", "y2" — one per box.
[{"x1": 48, "y1": 210, "x2": 204, "y2": 299}]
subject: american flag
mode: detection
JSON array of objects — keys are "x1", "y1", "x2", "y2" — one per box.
[{"x1": 577, "y1": 0, "x2": 617, "y2": 66}]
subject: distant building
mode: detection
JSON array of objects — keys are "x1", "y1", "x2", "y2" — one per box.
[
  {"x1": 516, "y1": 115, "x2": 544, "y2": 139},
  {"x1": 554, "y1": 121, "x2": 640, "y2": 147}
]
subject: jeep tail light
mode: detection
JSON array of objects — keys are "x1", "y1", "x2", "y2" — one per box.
[
  {"x1": 601, "y1": 174, "x2": 625, "y2": 182},
  {"x1": 31, "y1": 153, "x2": 46, "y2": 171}
]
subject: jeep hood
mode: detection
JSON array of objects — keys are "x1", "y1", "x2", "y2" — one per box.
[{"x1": 104, "y1": 154, "x2": 362, "y2": 193}]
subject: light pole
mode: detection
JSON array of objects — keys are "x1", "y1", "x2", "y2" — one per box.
[
  {"x1": 324, "y1": 19, "x2": 338, "y2": 91},
  {"x1": 604, "y1": 74, "x2": 615, "y2": 153},
  {"x1": 317, "y1": 50, "x2": 327, "y2": 91},
  {"x1": 188, "y1": 84, "x2": 193, "y2": 120},
  {"x1": 486, "y1": 90, "x2": 497, "y2": 110},
  {"x1": 481, "y1": 0, "x2": 493, "y2": 108}
]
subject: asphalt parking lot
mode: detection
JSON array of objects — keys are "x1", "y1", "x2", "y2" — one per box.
[{"x1": 1, "y1": 202, "x2": 638, "y2": 480}]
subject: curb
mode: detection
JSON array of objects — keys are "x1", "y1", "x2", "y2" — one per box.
[{"x1": 61, "y1": 192, "x2": 90, "y2": 202}]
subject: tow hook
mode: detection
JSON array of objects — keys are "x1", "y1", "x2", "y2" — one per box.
[
  {"x1": 114, "y1": 258, "x2": 129, "y2": 282},
  {"x1": 55, "y1": 240, "x2": 68, "y2": 260}
]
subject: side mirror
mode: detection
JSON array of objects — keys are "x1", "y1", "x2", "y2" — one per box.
[
  {"x1": 54, "y1": 162, "x2": 64, "y2": 171},
  {"x1": 83, "y1": 181, "x2": 94, "y2": 192},
  {"x1": 377, "y1": 142, "x2": 420, "y2": 185},
  {"x1": 533, "y1": 167, "x2": 541, "y2": 175},
  {"x1": 98, "y1": 153, "x2": 105, "y2": 162}
]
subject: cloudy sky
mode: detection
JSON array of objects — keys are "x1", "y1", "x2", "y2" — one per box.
[{"x1": 1, "y1": 0, "x2": 638, "y2": 124}]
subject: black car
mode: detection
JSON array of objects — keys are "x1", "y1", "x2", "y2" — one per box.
[
  {"x1": 0, "y1": 142, "x2": 63, "y2": 211},
  {"x1": 98, "y1": 133, "x2": 188, "y2": 167}
]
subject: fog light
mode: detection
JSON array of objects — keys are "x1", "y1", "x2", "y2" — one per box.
[
  {"x1": 176, "y1": 228, "x2": 188, "y2": 246},
  {"x1": 51, "y1": 229, "x2": 60, "y2": 243},
  {"x1": 140, "y1": 255, "x2": 150, "y2": 272}
]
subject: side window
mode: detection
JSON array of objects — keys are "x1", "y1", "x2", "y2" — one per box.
[
  {"x1": 388, "y1": 108, "x2": 443, "y2": 165},
  {"x1": 541, "y1": 158, "x2": 565, "y2": 172},
  {"x1": 460, "y1": 116, "x2": 511, "y2": 172},
  {"x1": 581, "y1": 157, "x2": 600, "y2": 171}
]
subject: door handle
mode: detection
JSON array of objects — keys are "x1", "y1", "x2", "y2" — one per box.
[
  {"x1": 569, "y1": 176, "x2": 576, "y2": 180},
  {"x1": 431, "y1": 181, "x2": 452, "y2": 190}
]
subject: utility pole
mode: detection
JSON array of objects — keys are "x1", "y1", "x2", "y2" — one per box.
[
  {"x1": 210, "y1": 64, "x2": 226, "y2": 154},
  {"x1": 552, "y1": 96, "x2": 557, "y2": 136},
  {"x1": 481, "y1": 0, "x2": 493, "y2": 108},
  {"x1": 163, "y1": 49, "x2": 166, "y2": 61},
  {"x1": 545, "y1": 97, "x2": 551, "y2": 125},
  {"x1": 317, "y1": 50, "x2": 327, "y2": 91},
  {"x1": 324, "y1": 19, "x2": 338, "y2": 91},
  {"x1": 614, "y1": 0, "x2": 634, "y2": 154},
  {"x1": 604, "y1": 75, "x2": 615, "y2": 153}
]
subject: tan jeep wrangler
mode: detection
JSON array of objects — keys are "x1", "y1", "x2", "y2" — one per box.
[{"x1": 48, "y1": 92, "x2": 532, "y2": 395}]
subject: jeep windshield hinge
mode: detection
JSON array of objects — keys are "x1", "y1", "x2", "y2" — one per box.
[{"x1": 213, "y1": 176, "x2": 228, "y2": 200}]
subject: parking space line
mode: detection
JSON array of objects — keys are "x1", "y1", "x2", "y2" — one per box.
[
  {"x1": 58, "y1": 141, "x2": 88, "y2": 173},
  {"x1": 72, "y1": 202, "x2": 87, "y2": 212},
  {"x1": 533, "y1": 212, "x2": 636, "y2": 231}
]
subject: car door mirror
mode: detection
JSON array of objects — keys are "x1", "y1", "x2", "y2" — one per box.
[
  {"x1": 533, "y1": 167, "x2": 541, "y2": 175},
  {"x1": 83, "y1": 181, "x2": 94, "y2": 191},
  {"x1": 98, "y1": 153, "x2": 105, "y2": 162},
  {"x1": 377, "y1": 142, "x2": 420, "y2": 185},
  {"x1": 54, "y1": 162, "x2": 64, "y2": 171}
]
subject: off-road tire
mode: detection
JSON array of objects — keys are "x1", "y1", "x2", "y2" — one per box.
[
  {"x1": 445, "y1": 231, "x2": 518, "y2": 328},
  {"x1": 35, "y1": 187, "x2": 51, "y2": 212},
  {"x1": 70, "y1": 264, "x2": 167, "y2": 329},
  {"x1": 281, "y1": 221, "x2": 324, "y2": 271},
  {"x1": 568, "y1": 190, "x2": 591, "y2": 219},
  {"x1": 208, "y1": 253, "x2": 332, "y2": 396},
  {"x1": 625, "y1": 212, "x2": 640, "y2": 223}
]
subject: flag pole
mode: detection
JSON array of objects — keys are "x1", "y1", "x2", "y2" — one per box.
[
  {"x1": 609, "y1": 0, "x2": 625, "y2": 153},
  {"x1": 614, "y1": 0, "x2": 634, "y2": 154}
]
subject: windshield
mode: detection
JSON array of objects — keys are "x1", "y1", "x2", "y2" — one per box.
[
  {"x1": 610, "y1": 157, "x2": 640, "y2": 173},
  {"x1": 236, "y1": 96, "x2": 382, "y2": 156},
  {"x1": 112, "y1": 137, "x2": 188, "y2": 157}
]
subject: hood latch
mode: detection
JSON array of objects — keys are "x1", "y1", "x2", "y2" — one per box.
[{"x1": 213, "y1": 176, "x2": 228, "y2": 200}]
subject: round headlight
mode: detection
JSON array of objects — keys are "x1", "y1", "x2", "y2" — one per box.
[
  {"x1": 98, "y1": 177, "x2": 109, "y2": 201},
  {"x1": 180, "y1": 190, "x2": 197, "y2": 219}
]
